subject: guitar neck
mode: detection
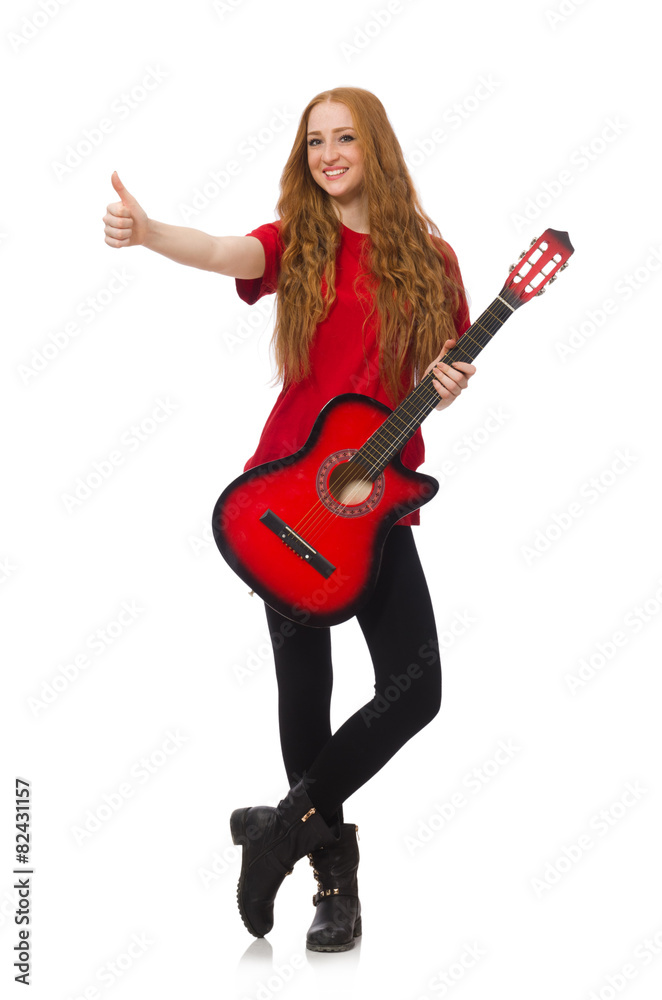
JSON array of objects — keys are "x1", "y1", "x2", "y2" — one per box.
[{"x1": 356, "y1": 287, "x2": 521, "y2": 478}]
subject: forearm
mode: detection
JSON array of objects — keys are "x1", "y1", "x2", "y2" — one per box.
[{"x1": 143, "y1": 219, "x2": 219, "y2": 272}]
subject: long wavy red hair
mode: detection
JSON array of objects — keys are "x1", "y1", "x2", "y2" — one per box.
[{"x1": 270, "y1": 86, "x2": 466, "y2": 405}]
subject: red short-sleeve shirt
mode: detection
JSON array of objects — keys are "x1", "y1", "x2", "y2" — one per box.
[{"x1": 235, "y1": 220, "x2": 470, "y2": 526}]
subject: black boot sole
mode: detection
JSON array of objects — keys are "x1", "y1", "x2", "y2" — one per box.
[
  {"x1": 230, "y1": 807, "x2": 265, "y2": 938},
  {"x1": 306, "y1": 914, "x2": 362, "y2": 952}
]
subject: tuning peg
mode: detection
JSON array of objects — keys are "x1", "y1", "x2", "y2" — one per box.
[
  {"x1": 508, "y1": 263, "x2": 515, "y2": 272},
  {"x1": 518, "y1": 250, "x2": 527, "y2": 259},
  {"x1": 529, "y1": 237, "x2": 538, "y2": 247},
  {"x1": 548, "y1": 273, "x2": 558, "y2": 283},
  {"x1": 535, "y1": 287, "x2": 546, "y2": 296},
  {"x1": 559, "y1": 261, "x2": 569, "y2": 271}
]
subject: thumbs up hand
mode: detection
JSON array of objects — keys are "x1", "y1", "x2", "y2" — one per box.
[{"x1": 103, "y1": 171, "x2": 148, "y2": 247}]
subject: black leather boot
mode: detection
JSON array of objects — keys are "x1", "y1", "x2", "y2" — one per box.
[
  {"x1": 230, "y1": 778, "x2": 340, "y2": 938},
  {"x1": 306, "y1": 822, "x2": 362, "y2": 952}
]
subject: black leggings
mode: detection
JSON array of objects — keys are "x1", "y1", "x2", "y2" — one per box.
[{"x1": 264, "y1": 525, "x2": 442, "y2": 827}]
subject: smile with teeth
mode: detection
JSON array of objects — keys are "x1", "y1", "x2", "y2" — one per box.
[{"x1": 324, "y1": 167, "x2": 349, "y2": 177}]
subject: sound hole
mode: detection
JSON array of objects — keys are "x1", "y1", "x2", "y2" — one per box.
[
  {"x1": 327, "y1": 460, "x2": 372, "y2": 505},
  {"x1": 316, "y1": 449, "x2": 384, "y2": 517}
]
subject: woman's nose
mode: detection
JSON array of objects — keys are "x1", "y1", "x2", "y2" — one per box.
[{"x1": 322, "y1": 143, "x2": 340, "y2": 164}]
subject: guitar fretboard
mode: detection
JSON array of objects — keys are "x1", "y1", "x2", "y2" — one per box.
[{"x1": 355, "y1": 286, "x2": 520, "y2": 479}]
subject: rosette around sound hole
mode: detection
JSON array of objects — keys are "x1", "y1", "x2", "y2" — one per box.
[{"x1": 316, "y1": 449, "x2": 384, "y2": 517}]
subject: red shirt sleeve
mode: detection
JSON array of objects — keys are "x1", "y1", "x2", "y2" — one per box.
[{"x1": 235, "y1": 220, "x2": 283, "y2": 304}]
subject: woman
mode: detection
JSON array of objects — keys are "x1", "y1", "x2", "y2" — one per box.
[{"x1": 103, "y1": 86, "x2": 475, "y2": 952}]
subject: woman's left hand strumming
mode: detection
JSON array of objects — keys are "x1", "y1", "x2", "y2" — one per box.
[{"x1": 424, "y1": 339, "x2": 476, "y2": 411}]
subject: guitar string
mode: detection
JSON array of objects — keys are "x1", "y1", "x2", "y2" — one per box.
[
  {"x1": 285, "y1": 297, "x2": 513, "y2": 549},
  {"x1": 289, "y1": 298, "x2": 512, "y2": 548}
]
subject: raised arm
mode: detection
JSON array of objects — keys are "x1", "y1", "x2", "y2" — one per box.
[{"x1": 102, "y1": 171, "x2": 265, "y2": 279}]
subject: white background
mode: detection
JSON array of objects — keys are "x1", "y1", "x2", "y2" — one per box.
[{"x1": 2, "y1": 0, "x2": 661, "y2": 997}]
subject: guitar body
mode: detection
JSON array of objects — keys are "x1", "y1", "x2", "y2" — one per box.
[{"x1": 212, "y1": 393, "x2": 439, "y2": 627}]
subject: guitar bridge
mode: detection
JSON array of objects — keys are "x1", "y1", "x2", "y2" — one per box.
[{"x1": 259, "y1": 509, "x2": 336, "y2": 579}]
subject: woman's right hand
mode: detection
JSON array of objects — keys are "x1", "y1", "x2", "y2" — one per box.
[{"x1": 103, "y1": 171, "x2": 148, "y2": 247}]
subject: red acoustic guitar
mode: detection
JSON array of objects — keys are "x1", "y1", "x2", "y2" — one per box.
[{"x1": 212, "y1": 229, "x2": 574, "y2": 626}]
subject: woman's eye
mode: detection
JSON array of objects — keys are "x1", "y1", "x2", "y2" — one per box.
[{"x1": 307, "y1": 134, "x2": 355, "y2": 147}]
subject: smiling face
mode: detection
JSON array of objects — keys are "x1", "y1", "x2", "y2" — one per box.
[{"x1": 306, "y1": 101, "x2": 365, "y2": 213}]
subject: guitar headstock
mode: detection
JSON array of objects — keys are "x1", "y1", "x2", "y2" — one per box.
[{"x1": 501, "y1": 228, "x2": 574, "y2": 307}]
